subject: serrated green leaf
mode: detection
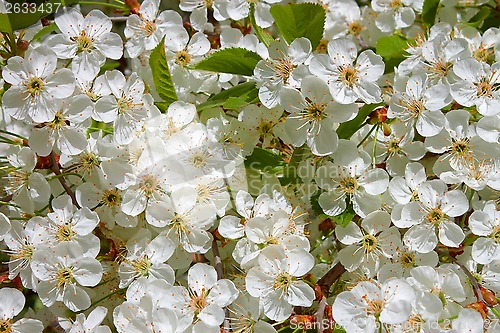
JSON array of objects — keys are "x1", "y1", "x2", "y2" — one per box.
[
  {"x1": 31, "y1": 22, "x2": 57, "y2": 41},
  {"x1": 270, "y1": 3, "x2": 326, "y2": 49},
  {"x1": 376, "y1": 34, "x2": 408, "y2": 73},
  {"x1": 196, "y1": 81, "x2": 258, "y2": 112},
  {"x1": 149, "y1": 38, "x2": 177, "y2": 107},
  {"x1": 194, "y1": 48, "x2": 262, "y2": 76},
  {"x1": 421, "y1": 0, "x2": 440, "y2": 26},
  {"x1": 280, "y1": 146, "x2": 308, "y2": 186},
  {"x1": 244, "y1": 147, "x2": 283, "y2": 171},
  {"x1": 310, "y1": 191, "x2": 324, "y2": 217},
  {"x1": 337, "y1": 103, "x2": 384, "y2": 139}
]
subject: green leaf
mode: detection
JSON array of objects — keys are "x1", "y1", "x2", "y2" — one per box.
[
  {"x1": 421, "y1": 0, "x2": 440, "y2": 26},
  {"x1": 270, "y1": 3, "x2": 326, "y2": 49},
  {"x1": 332, "y1": 206, "x2": 356, "y2": 227},
  {"x1": 0, "y1": 14, "x2": 12, "y2": 33},
  {"x1": 280, "y1": 146, "x2": 308, "y2": 186},
  {"x1": 337, "y1": 103, "x2": 384, "y2": 139},
  {"x1": 154, "y1": 102, "x2": 170, "y2": 113},
  {"x1": 194, "y1": 48, "x2": 262, "y2": 76},
  {"x1": 467, "y1": 6, "x2": 491, "y2": 27},
  {"x1": 31, "y1": 22, "x2": 57, "y2": 41},
  {"x1": 244, "y1": 147, "x2": 283, "y2": 171},
  {"x1": 376, "y1": 34, "x2": 408, "y2": 72},
  {"x1": 196, "y1": 81, "x2": 258, "y2": 112},
  {"x1": 481, "y1": 10, "x2": 500, "y2": 32},
  {"x1": 149, "y1": 38, "x2": 178, "y2": 107}
]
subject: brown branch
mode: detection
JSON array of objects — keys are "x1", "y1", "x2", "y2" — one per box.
[
  {"x1": 317, "y1": 262, "x2": 346, "y2": 297},
  {"x1": 50, "y1": 152, "x2": 81, "y2": 209},
  {"x1": 450, "y1": 256, "x2": 496, "y2": 307},
  {"x1": 0, "y1": 194, "x2": 13, "y2": 202}
]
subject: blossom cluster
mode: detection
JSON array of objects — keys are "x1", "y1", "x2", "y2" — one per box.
[{"x1": 1, "y1": 0, "x2": 500, "y2": 332}]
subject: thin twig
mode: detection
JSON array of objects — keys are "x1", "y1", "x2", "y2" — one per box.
[
  {"x1": 317, "y1": 262, "x2": 346, "y2": 297},
  {"x1": 0, "y1": 194, "x2": 13, "y2": 203},
  {"x1": 450, "y1": 255, "x2": 494, "y2": 306},
  {"x1": 50, "y1": 152, "x2": 81, "y2": 209},
  {"x1": 110, "y1": 16, "x2": 129, "y2": 22}
]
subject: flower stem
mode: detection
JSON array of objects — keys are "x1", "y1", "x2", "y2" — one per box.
[
  {"x1": 79, "y1": 1, "x2": 125, "y2": 8},
  {"x1": 491, "y1": 307, "x2": 500, "y2": 320},
  {"x1": 356, "y1": 124, "x2": 377, "y2": 148}
]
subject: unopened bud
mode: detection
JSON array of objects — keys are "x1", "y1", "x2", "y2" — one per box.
[
  {"x1": 313, "y1": 284, "x2": 323, "y2": 301},
  {"x1": 368, "y1": 107, "x2": 388, "y2": 125},
  {"x1": 36, "y1": 153, "x2": 58, "y2": 170},
  {"x1": 465, "y1": 301, "x2": 488, "y2": 319},
  {"x1": 17, "y1": 40, "x2": 29, "y2": 52},
  {"x1": 124, "y1": 0, "x2": 140, "y2": 14},
  {"x1": 480, "y1": 286, "x2": 498, "y2": 306},
  {"x1": 290, "y1": 315, "x2": 316, "y2": 326}
]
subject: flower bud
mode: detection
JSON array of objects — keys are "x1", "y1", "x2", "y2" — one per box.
[
  {"x1": 480, "y1": 286, "x2": 498, "y2": 307},
  {"x1": 465, "y1": 301, "x2": 488, "y2": 319},
  {"x1": 368, "y1": 107, "x2": 388, "y2": 125}
]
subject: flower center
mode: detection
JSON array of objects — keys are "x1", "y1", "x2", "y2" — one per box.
[
  {"x1": 491, "y1": 226, "x2": 500, "y2": 244},
  {"x1": 432, "y1": 61, "x2": 451, "y2": 78},
  {"x1": 348, "y1": 21, "x2": 363, "y2": 36},
  {"x1": 196, "y1": 184, "x2": 214, "y2": 204},
  {"x1": 258, "y1": 120, "x2": 274, "y2": 135},
  {"x1": 305, "y1": 100, "x2": 327, "y2": 122},
  {"x1": 48, "y1": 112, "x2": 67, "y2": 130},
  {"x1": 142, "y1": 20, "x2": 156, "y2": 37},
  {"x1": 340, "y1": 177, "x2": 359, "y2": 194},
  {"x1": 11, "y1": 243, "x2": 34, "y2": 262},
  {"x1": 316, "y1": 39, "x2": 328, "y2": 53},
  {"x1": 139, "y1": 174, "x2": 158, "y2": 197},
  {"x1": 132, "y1": 256, "x2": 151, "y2": 277},
  {"x1": 473, "y1": 46, "x2": 493, "y2": 63},
  {"x1": 274, "y1": 57, "x2": 295, "y2": 84},
  {"x1": 340, "y1": 66, "x2": 358, "y2": 88},
  {"x1": 477, "y1": 81, "x2": 492, "y2": 97},
  {"x1": 117, "y1": 97, "x2": 134, "y2": 114},
  {"x1": 175, "y1": 50, "x2": 191, "y2": 66},
  {"x1": 0, "y1": 319, "x2": 12, "y2": 333},
  {"x1": 362, "y1": 234, "x2": 378, "y2": 252},
  {"x1": 401, "y1": 252, "x2": 416, "y2": 268},
  {"x1": 80, "y1": 152, "x2": 101, "y2": 172},
  {"x1": 189, "y1": 150, "x2": 210, "y2": 169},
  {"x1": 387, "y1": 138, "x2": 401, "y2": 154},
  {"x1": 56, "y1": 223, "x2": 76, "y2": 242},
  {"x1": 73, "y1": 30, "x2": 94, "y2": 53},
  {"x1": 102, "y1": 189, "x2": 121, "y2": 207},
  {"x1": 405, "y1": 99, "x2": 425, "y2": 118},
  {"x1": 366, "y1": 299, "x2": 383, "y2": 317},
  {"x1": 56, "y1": 267, "x2": 75, "y2": 287},
  {"x1": 26, "y1": 77, "x2": 44, "y2": 96},
  {"x1": 189, "y1": 292, "x2": 207, "y2": 314},
  {"x1": 171, "y1": 213, "x2": 188, "y2": 232},
  {"x1": 273, "y1": 273, "x2": 293, "y2": 291},
  {"x1": 451, "y1": 138, "x2": 470, "y2": 157},
  {"x1": 427, "y1": 208, "x2": 444, "y2": 226},
  {"x1": 389, "y1": 0, "x2": 403, "y2": 9}
]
